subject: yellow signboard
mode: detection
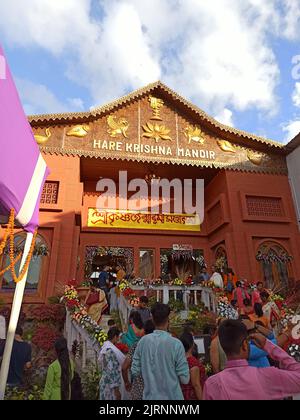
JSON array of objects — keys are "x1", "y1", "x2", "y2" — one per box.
[{"x1": 88, "y1": 209, "x2": 201, "y2": 232}]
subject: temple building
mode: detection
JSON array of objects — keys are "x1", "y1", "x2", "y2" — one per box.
[{"x1": 0, "y1": 81, "x2": 300, "y2": 304}]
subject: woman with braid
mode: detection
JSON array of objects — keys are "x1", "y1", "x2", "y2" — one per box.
[{"x1": 43, "y1": 337, "x2": 74, "y2": 400}]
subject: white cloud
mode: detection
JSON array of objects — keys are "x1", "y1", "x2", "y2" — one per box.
[
  {"x1": 282, "y1": 119, "x2": 300, "y2": 142},
  {"x1": 281, "y1": 0, "x2": 300, "y2": 40},
  {"x1": 15, "y1": 78, "x2": 84, "y2": 115},
  {"x1": 67, "y1": 98, "x2": 85, "y2": 111},
  {"x1": 214, "y1": 108, "x2": 234, "y2": 127},
  {"x1": 292, "y1": 83, "x2": 300, "y2": 108},
  {"x1": 0, "y1": 0, "x2": 298, "y2": 118}
]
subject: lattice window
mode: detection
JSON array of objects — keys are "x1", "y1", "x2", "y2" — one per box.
[
  {"x1": 41, "y1": 181, "x2": 59, "y2": 205},
  {"x1": 246, "y1": 196, "x2": 283, "y2": 217},
  {"x1": 208, "y1": 201, "x2": 222, "y2": 228}
]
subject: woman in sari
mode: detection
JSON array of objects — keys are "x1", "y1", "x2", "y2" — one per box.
[
  {"x1": 85, "y1": 286, "x2": 108, "y2": 324},
  {"x1": 121, "y1": 311, "x2": 144, "y2": 348},
  {"x1": 233, "y1": 281, "x2": 250, "y2": 311}
]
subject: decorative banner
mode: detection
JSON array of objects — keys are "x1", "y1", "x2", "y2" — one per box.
[{"x1": 88, "y1": 209, "x2": 201, "y2": 232}]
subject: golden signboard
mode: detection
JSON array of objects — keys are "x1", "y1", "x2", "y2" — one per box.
[{"x1": 88, "y1": 209, "x2": 201, "y2": 232}]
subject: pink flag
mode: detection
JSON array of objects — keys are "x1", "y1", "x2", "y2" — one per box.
[{"x1": 0, "y1": 45, "x2": 49, "y2": 232}]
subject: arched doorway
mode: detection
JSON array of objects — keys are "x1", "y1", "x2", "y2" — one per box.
[
  {"x1": 256, "y1": 242, "x2": 292, "y2": 291},
  {"x1": 214, "y1": 246, "x2": 228, "y2": 273},
  {"x1": 0, "y1": 232, "x2": 50, "y2": 293},
  {"x1": 84, "y1": 246, "x2": 134, "y2": 280}
]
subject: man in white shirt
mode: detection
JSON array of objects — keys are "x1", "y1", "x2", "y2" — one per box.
[
  {"x1": 210, "y1": 265, "x2": 224, "y2": 289},
  {"x1": 0, "y1": 314, "x2": 6, "y2": 340}
]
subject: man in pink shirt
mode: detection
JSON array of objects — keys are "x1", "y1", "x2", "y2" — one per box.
[{"x1": 203, "y1": 320, "x2": 300, "y2": 400}]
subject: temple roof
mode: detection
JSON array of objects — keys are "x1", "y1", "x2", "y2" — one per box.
[{"x1": 28, "y1": 81, "x2": 285, "y2": 153}]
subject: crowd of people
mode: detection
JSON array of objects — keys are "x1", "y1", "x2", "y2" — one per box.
[{"x1": 1, "y1": 263, "x2": 300, "y2": 401}]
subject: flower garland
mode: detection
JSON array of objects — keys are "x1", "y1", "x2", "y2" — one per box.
[
  {"x1": 256, "y1": 250, "x2": 293, "y2": 264},
  {"x1": 1, "y1": 209, "x2": 38, "y2": 283},
  {"x1": 130, "y1": 278, "x2": 145, "y2": 287},
  {"x1": 62, "y1": 286, "x2": 108, "y2": 346},
  {"x1": 151, "y1": 278, "x2": 164, "y2": 286},
  {"x1": 118, "y1": 281, "x2": 139, "y2": 306}
]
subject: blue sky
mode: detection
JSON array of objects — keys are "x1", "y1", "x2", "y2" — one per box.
[{"x1": 1, "y1": 0, "x2": 300, "y2": 143}]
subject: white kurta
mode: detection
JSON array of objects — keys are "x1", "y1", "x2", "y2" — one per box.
[{"x1": 210, "y1": 272, "x2": 224, "y2": 289}]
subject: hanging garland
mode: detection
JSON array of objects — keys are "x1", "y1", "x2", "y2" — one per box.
[
  {"x1": 0, "y1": 209, "x2": 37, "y2": 283},
  {"x1": 84, "y1": 246, "x2": 134, "y2": 278},
  {"x1": 256, "y1": 249, "x2": 293, "y2": 264}
]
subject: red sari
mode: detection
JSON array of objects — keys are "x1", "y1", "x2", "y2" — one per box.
[{"x1": 181, "y1": 356, "x2": 207, "y2": 400}]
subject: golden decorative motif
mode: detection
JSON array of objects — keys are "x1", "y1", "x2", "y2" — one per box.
[
  {"x1": 107, "y1": 116, "x2": 129, "y2": 138},
  {"x1": 184, "y1": 126, "x2": 205, "y2": 145},
  {"x1": 247, "y1": 150, "x2": 264, "y2": 166},
  {"x1": 142, "y1": 122, "x2": 172, "y2": 143},
  {"x1": 217, "y1": 140, "x2": 236, "y2": 153},
  {"x1": 149, "y1": 96, "x2": 164, "y2": 121},
  {"x1": 67, "y1": 125, "x2": 90, "y2": 138},
  {"x1": 28, "y1": 81, "x2": 283, "y2": 151},
  {"x1": 34, "y1": 128, "x2": 51, "y2": 145}
]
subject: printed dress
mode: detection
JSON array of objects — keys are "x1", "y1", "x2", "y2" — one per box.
[
  {"x1": 99, "y1": 348, "x2": 121, "y2": 400},
  {"x1": 128, "y1": 342, "x2": 144, "y2": 400}
]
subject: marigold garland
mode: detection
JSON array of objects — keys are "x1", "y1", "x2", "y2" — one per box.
[
  {"x1": 0, "y1": 209, "x2": 15, "y2": 256},
  {"x1": 0, "y1": 253, "x2": 22, "y2": 276},
  {"x1": 0, "y1": 208, "x2": 38, "y2": 284}
]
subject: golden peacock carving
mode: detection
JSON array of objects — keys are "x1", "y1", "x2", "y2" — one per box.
[
  {"x1": 184, "y1": 126, "x2": 205, "y2": 145},
  {"x1": 107, "y1": 116, "x2": 129, "y2": 138}
]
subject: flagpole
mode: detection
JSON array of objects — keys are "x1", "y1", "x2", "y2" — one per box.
[{"x1": 0, "y1": 232, "x2": 33, "y2": 400}]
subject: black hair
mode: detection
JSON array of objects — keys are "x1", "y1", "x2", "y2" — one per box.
[
  {"x1": 254, "y1": 303, "x2": 264, "y2": 318},
  {"x1": 144, "y1": 319, "x2": 155, "y2": 335},
  {"x1": 130, "y1": 311, "x2": 144, "y2": 330},
  {"x1": 236, "y1": 281, "x2": 242, "y2": 288},
  {"x1": 55, "y1": 337, "x2": 71, "y2": 401},
  {"x1": 218, "y1": 320, "x2": 248, "y2": 357},
  {"x1": 243, "y1": 298, "x2": 251, "y2": 307},
  {"x1": 107, "y1": 327, "x2": 121, "y2": 341},
  {"x1": 140, "y1": 296, "x2": 149, "y2": 304},
  {"x1": 179, "y1": 332, "x2": 195, "y2": 353},
  {"x1": 15, "y1": 325, "x2": 23, "y2": 336},
  {"x1": 151, "y1": 303, "x2": 170, "y2": 327},
  {"x1": 183, "y1": 323, "x2": 195, "y2": 335},
  {"x1": 108, "y1": 319, "x2": 116, "y2": 327}
]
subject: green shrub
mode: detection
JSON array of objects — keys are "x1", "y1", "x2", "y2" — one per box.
[
  {"x1": 4, "y1": 385, "x2": 43, "y2": 401},
  {"x1": 81, "y1": 363, "x2": 101, "y2": 400},
  {"x1": 168, "y1": 298, "x2": 185, "y2": 313}
]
